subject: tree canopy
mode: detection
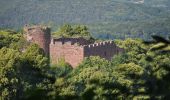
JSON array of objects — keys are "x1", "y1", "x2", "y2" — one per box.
[
  {"x1": 53, "y1": 24, "x2": 94, "y2": 40},
  {"x1": 1, "y1": 29, "x2": 170, "y2": 99}
]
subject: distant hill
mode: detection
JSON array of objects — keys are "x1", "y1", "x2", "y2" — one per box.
[{"x1": 0, "y1": 0, "x2": 170, "y2": 39}]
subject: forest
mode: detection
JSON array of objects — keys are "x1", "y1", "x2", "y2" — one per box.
[
  {"x1": 1, "y1": 0, "x2": 170, "y2": 39},
  {"x1": 0, "y1": 25, "x2": 170, "y2": 100}
]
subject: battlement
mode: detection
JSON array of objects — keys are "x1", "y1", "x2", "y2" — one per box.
[
  {"x1": 51, "y1": 38, "x2": 75, "y2": 45},
  {"x1": 50, "y1": 37, "x2": 92, "y2": 47},
  {"x1": 84, "y1": 40, "x2": 115, "y2": 48},
  {"x1": 24, "y1": 25, "x2": 124, "y2": 67},
  {"x1": 83, "y1": 40, "x2": 123, "y2": 61}
]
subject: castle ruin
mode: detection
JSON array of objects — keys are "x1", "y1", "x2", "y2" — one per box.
[
  {"x1": 24, "y1": 25, "x2": 124, "y2": 68},
  {"x1": 24, "y1": 25, "x2": 51, "y2": 56}
]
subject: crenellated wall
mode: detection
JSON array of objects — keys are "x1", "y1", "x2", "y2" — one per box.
[
  {"x1": 50, "y1": 39, "x2": 84, "y2": 68},
  {"x1": 83, "y1": 41, "x2": 124, "y2": 60},
  {"x1": 24, "y1": 25, "x2": 124, "y2": 68},
  {"x1": 50, "y1": 39, "x2": 124, "y2": 67},
  {"x1": 53, "y1": 37, "x2": 93, "y2": 45}
]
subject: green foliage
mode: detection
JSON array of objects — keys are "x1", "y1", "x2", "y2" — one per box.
[
  {"x1": 0, "y1": 31, "x2": 51, "y2": 99},
  {"x1": 78, "y1": 56, "x2": 110, "y2": 69},
  {"x1": 1, "y1": 28, "x2": 170, "y2": 99},
  {"x1": 1, "y1": 0, "x2": 170, "y2": 39},
  {"x1": 21, "y1": 44, "x2": 48, "y2": 70},
  {"x1": 0, "y1": 47, "x2": 51, "y2": 99},
  {"x1": 0, "y1": 47, "x2": 20, "y2": 100},
  {"x1": 111, "y1": 54, "x2": 128, "y2": 66},
  {"x1": 115, "y1": 38, "x2": 170, "y2": 99},
  {"x1": 0, "y1": 30, "x2": 23, "y2": 49},
  {"x1": 53, "y1": 56, "x2": 114, "y2": 99},
  {"x1": 51, "y1": 56, "x2": 148, "y2": 99},
  {"x1": 115, "y1": 38, "x2": 148, "y2": 64},
  {"x1": 53, "y1": 24, "x2": 93, "y2": 40},
  {"x1": 144, "y1": 35, "x2": 170, "y2": 52},
  {"x1": 50, "y1": 58, "x2": 73, "y2": 78}
]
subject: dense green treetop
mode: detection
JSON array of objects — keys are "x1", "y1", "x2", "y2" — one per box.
[
  {"x1": 1, "y1": 0, "x2": 170, "y2": 39},
  {"x1": 53, "y1": 24, "x2": 93, "y2": 40},
  {"x1": 1, "y1": 29, "x2": 170, "y2": 99}
]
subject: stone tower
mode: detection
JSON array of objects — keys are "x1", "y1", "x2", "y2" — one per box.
[
  {"x1": 24, "y1": 25, "x2": 51, "y2": 56},
  {"x1": 23, "y1": 25, "x2": 124, "y2": 68}
]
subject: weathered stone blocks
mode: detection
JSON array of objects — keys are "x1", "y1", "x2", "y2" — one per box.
[{"x1": 24, "y1": 25, "x2": 124, "y2": 68}]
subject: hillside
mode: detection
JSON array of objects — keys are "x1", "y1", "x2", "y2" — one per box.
[{"x1": 0, "y1": 0, "x2": 170, "y2": 39}]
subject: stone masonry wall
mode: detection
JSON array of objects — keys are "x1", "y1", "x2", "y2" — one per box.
[
  {"x1": 24, "y1": 25, "x2": 51, "y2": 56},
  {"x1": 24, "y1": 25, "x2": 124, "y2": 68},
  {"x1": 50, "y1": 39, "x2": 124, "y2": 68},
  {"x1": 50, "y1": 40, "x2": 84, "y2": 68},
  {"x1": 84, "y1": 41, "x2": 124, "y2": 60}
]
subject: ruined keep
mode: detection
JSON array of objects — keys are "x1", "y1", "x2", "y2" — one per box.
[
  {"x1": 24, "y1": 25, "x2": 51, "y2": 56},
  {"x1": 24, "y1": 25, "x2": 124, "y2": 68}
]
